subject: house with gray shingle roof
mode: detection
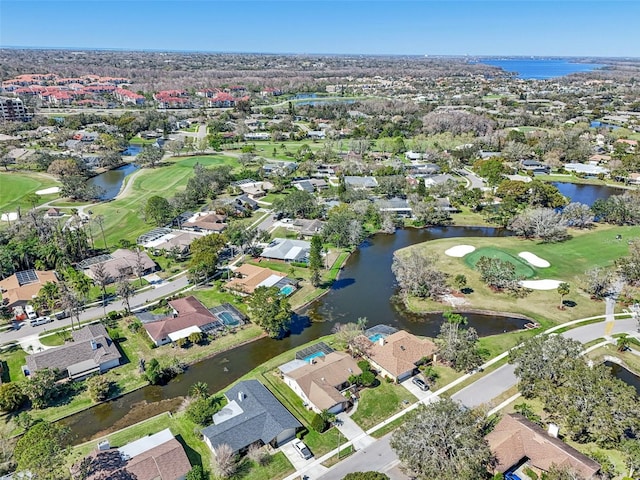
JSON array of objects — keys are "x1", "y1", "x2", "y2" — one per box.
[
  {"x1": 260, "y1": 238, "x2": 310, "y2": 263},
  {"x1": 201, "y1": 380, "x2": 301, "y2": 455},
  {"x1": 344, "y1": 176, "x2": 378, "y2": 190},
  {"x1": 26, "y1": 324, "x2": 121, "y2": 380}
]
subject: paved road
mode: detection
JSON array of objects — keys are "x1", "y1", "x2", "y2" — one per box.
[
  {"x1": 310, "y1": 317, "x2": 638, "y2": 480},
  {"x1": 1, "y1": 275, "x2": 190, "y2": 344},
  {"x1": 460, "y1": 167, "x2": 487, "y2": 190},
  {"x1": 452, "y1": 317, "x2": 637, "y2": 408}
]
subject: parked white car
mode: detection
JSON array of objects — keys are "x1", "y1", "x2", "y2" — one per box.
[
  {"x1": 25, "y1": 305, "x2": 37, "y2": 320},
  {"x1": 30, "y1": 316, "x2": 53, "y2": 327},
  {"x1": 292, "y1": 439, "x2": 313, "y2": 460}
]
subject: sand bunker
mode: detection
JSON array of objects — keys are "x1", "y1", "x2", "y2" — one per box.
[
  {"x1": 445, "y1": 245, "x2": 476, "y2": 257},
  {"x1": 518, "y1": 251, "x2": 550, "y2": 268},
  {"x1": 1, "y1": 212, "x2": 18, "y2": 221},
  {"x1": 36, "y1": 187, "x2": 60, "y2": 195},
  {"x1": 520, "y1": 279, "x2": 562, "y2": 290}
]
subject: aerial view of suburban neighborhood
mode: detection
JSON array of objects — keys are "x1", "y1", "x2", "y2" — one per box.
[{"x1": 0, "y1": 2, "x2": 639, "y2": 480}]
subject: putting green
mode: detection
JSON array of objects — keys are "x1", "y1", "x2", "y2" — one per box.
[{"x1": 464, "y1": 247, "x2": 536, "y2": 278}]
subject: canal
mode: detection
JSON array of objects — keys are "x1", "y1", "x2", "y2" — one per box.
[{"x1": 62, "y1": 226, "x2": 528, "y2": 442}]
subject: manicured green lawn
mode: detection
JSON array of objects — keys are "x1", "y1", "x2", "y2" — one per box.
[
  {"x1": 350, "y1": 378, "x2": 417, "y2": 431},
  {"x1": 403, "y1": 224, "x2": 640, "y2": 323},
  {"x1": 303, "y1": 427, "x2": 344, "y2": 457},
  {"x1": 39, "y1": 331, "x2": 68, "y2": 346},
  {"x1": 235, "y1": 451, "x2": 294, "y2": 480},
  {"x1": 0, "y1": 171, "x2": 60, "y2": 213},
  {"x1": 464, "y1": 247, "x2": 536, "y2": 279},
  {"x1": 88, "y1": 155, "x2": 239, "y2": 248},
  {"x1": 0, "y1": 345, "x2": 27, "y2": 382}
]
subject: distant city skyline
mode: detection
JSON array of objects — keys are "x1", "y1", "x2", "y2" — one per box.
[{"x1": 1, "y1": 1, "x2": 639, "y2": 58}]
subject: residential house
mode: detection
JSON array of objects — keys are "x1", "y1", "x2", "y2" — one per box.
[
  {"x1": 486, "y1": 414, "x2": 601, "y2": 479},
  {"x1": 226, "y1": 264, "x2": 291, "y2": 295},
  {"x1": 356, "y1": 330, "x2": 436, "y2": 382},
  {"x1": 260, "y1": 238, "x2": 311, "y2": 263},
  {"x1": 114, "y1": 87, "x2": 145, "y2": 105},
  {"x1": 520, "y1": 159, "x2": 550, "y2": 174},
  {"x1": 564, "y1": 163, "x2": 609, "y2": 176},
  {"x1": 137, "y1": 227, "x2": 205, "y2": 255},
  {"x1": 0, "y1": 269, "x2": 58, "y2": 311},
  {"x1": 280, "y1": 351, "x2": 361, "y2": 413},
  {"x1": 424, "y1": 174, "x2": 457, "y2": 188},
  {"x1": 201, "y1": 380, "x2": 302, "y2": 455},
  {"x1": 290, "y1": 219, "x2": 325, "y2": 238},
  {"x1": 375, "y1": 197, "x2": 412, "y2": 217},
  {"x1": 143, "y1": 296, "x2": 224, "y2": 346},
  {"x1": 73, "y1": 428, "x2": 191, "y2": 480},
  {"x1": 182, "y1": 211, "x2": 227, "y2": 233},
  {"x1": 25, "y1": 324, "x2": 121, "y2": 380},
  {"x1": 80, "y1": 249, "x2": 157, "y2": 283},
  {"x1": 262, "y1": 161, "x2": 297, "y2": 177},
  {"x1": 344, "y1": 176, "x2": 378, "y2": 190}
]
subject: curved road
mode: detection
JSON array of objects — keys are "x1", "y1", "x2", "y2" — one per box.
[{"x1": 309, "y1": 317, "x2": 638, "y2": 480}]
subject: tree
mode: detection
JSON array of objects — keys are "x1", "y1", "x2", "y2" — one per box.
[
  {"x1": 557, "y1": 282, "x2": 570, "y2": 309},
  {"x1": 453, "y1": 274, "x2": 467, "y2": 291},
  {"x1": 189, "y1": 331, "x2": 204, "y2": 345},
  {"x1": 508, "y1": 334, "x2": 583, "y2": 400},
  {"x1": 392, "y1": 249, "x2": 449, "y2": 301},
  {"x1": 475, "y1": 256, "x2": 522, "y2": 292},
  {"x1": 616, "y1": 239, "x2": 640, "y2": 286},
  {"x1": 21, "y1": 368, "x2": 59, "y2": 409},
  {"x1": 14, "y1": 421, "x2": 70, "y2": 480},
  {"x1": 186, "y1": 395, "x2": 223, "y2": 426},
  {"x1": 583, "y1": 267, "x2": 615, "y2": 299},
  {"x1": 342, "y1": 473, "x2": 390, "y2": 480},
  {"x1": 186, "y1": 465, "x2": 207, "y2": 480},
  {"x1": 116, "y1": 278, "x2": 134, "y2": 314},
  {"x1": 309, "y1": 235, "x2": 323, "y2": 287},
  {"x1": 94, "y1": 214, "x2": 107, "y2": 249},
  {"x1": 246, "y1": 285, "x2": 292, "y2": 338},
  {"x1": 86, "y1": 375, "x2": 112, "y2": 402},
  {"x1": 92, "y1": 261, "x2": 112, "y2": 308},
  {"x1": 390, "y1": 399, "x2": 494, "y2": 480},
  {"x1": 188, "y1": 233, "x2": 226, "y2": 284},
  {"x1": 145, "y1": 195, "x2": 173, "y2": 226},
  {"x1": 561, "y1": 202, "x2": 594, "y2": 228},
  {"x1": 322, "y1": 205, "x2": 364, "y2": 248},
  {"x1": 509, "y1": 207, "x2": 568, "y2": 242},
  {"x1": 145, "y1": 358, "x2": 163, "y2": 385},
  {"x1": 473, "y1": 158, "x2": 507, "y2": 187},
  {"x1": 0, "y1": 417, "x2": 17, "y2": 475},
  {"x1": 189, "y1": 381, "x2": 209, "y2": 399},
  {"x1": 137, "y1": 144, "x2": 164, "y2": 168},
  {"x1": 435, "y1": 312, "x2": 482, "y2": 372},
  {"x1": 272, "y1": 190, "x2": 319, "y2": 219},
  {"x1": 0, "y1": 382, "x2": 26, "y2": 412},
  {"x1": 212, "y1": 443, "x2": 236, "y2": 479}
]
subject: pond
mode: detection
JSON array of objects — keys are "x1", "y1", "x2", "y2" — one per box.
[
  {"x1": 605, "y1": 360, "x2": 640, "y2": 396},
  {"x1": 552, "y1": 182, "x2": 622, "y2": 207},
  {"x1": 86, "y1": 163, "x2": 139, "y2": 200},
  {"x1": 62, "y1": 226, "x2": 529, "y2": 443}
]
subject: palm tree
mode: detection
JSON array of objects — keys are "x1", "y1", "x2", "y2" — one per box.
[
  {"x1": 116, "y1": 279, "x2": 134, "y2": 314},
  {"x1": 557, "y1": 282, "x2": 570, "y2": 310},
  {"x1": 189, "y1": 382, "x2": 209, "y2": 399},
  {"x1": 617, "y1": 335, "x2": 631, "y2": 352},
  {"x1": 95, "y1": 215, "x2": 107, "y2": 250}
]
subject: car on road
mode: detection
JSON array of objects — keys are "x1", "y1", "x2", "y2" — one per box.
[
  {"x1": 412, "y1": 376, "x2": 429, "y2": 391},
  {"x1": 30, "y1": 316, "x2": 53, "y2": 327},
  {"x1": 292, "y1": 439, "x2": 313, "y2": 460}
]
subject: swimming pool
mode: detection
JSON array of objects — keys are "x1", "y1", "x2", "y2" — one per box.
[
  {"x1": 303, "y1": 351, "x2": 325, "y2": 363},
  {"x1": 369, "y1": 333, "x2": 386, "y2": 343},
  {"x1": 218, "y1": 311, "x2": 240, "y2": 326},
  {"x1": 280, "y1": 285, "x2": 295, "y2": 296}
]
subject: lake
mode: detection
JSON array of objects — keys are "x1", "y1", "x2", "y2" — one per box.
[
  {"x1": 552, "y1": 182, "x2": 622, "y2": 206},
  {"x1": 86, "y1": 163, "x2": 139, "y2": 200},
  {"x1": 480, "y1": 59, "x2": 605, "y2": 80}
]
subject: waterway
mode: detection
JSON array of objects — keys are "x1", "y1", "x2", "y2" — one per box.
[
  {"x1": 86, "y1": 163, "x2": 139, "y2": 200},
  {"x1": 479, "y1": 59, "x2": 605, "y2": 80},
  {"x1": 552, "y1": 182, "x2": 622, "y2": 207},
  {"x1": 62, "y1": 226, "x2": 528, "y2": 442},
  {"x1": 62, "y1": 184, "x2": 620, "y2": 442},
  {"x1": 605, "y1": 361, "x2": 640, "y2": 396}
]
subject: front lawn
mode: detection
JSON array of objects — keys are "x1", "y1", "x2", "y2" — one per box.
[{"x1": 350, "y1": 378, "x2": 417, "y2": 431}]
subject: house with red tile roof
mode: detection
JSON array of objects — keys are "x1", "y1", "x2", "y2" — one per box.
[
  {"x1": 486, "y1": 414, "x2": 601, "y2": 479},
  {"x1": 115, "y1": 87, "x2": 145, "y2": 105},
  {"x1": 143, "y1": 296, "x2": 224, "y2": 346}
]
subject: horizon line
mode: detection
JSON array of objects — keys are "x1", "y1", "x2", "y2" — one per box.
[{"x1": 1, "y1": 45, "x2": 638, "y2": 60}]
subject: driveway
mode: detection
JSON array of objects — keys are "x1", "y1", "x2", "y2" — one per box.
[
  {"x1": 400, "y1": 376, "x2": 432, "y2": 401},
  {"x1": 335, "y1": 412, "x2": 375, "y2": 450},
  {"x1": 280, "y1": 441, "x2": 328, "y2": 478}
]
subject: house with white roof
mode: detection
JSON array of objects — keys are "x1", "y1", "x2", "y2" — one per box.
[{"x1": 260, "y1": 238, "x2": 311, "y2": 263}]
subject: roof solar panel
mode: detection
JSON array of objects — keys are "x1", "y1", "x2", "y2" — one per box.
[{"x1": 16, "y1": 269, "x2": 38, "y2": 286}]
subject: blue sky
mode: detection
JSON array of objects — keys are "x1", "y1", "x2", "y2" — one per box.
[{"x1": 1, "y1": 1, "x2": 639, "y2": 57}]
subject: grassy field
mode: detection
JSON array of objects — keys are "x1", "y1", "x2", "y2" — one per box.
[
  {"x1": 87, "y1": 155, "x2": 239, "y2": 248},
  {"x1": 465, "y1": 247, "x2": 536, "y2": 278},
  {"x1": 401, "y1": 224, "x2": 640, "y2": 323},
  {"x1": 350, "y1": 378, "x2": 417, "y2": 431},
  {"x1": 0, "y1": 171, "x2": 60, "y2": 213}
]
